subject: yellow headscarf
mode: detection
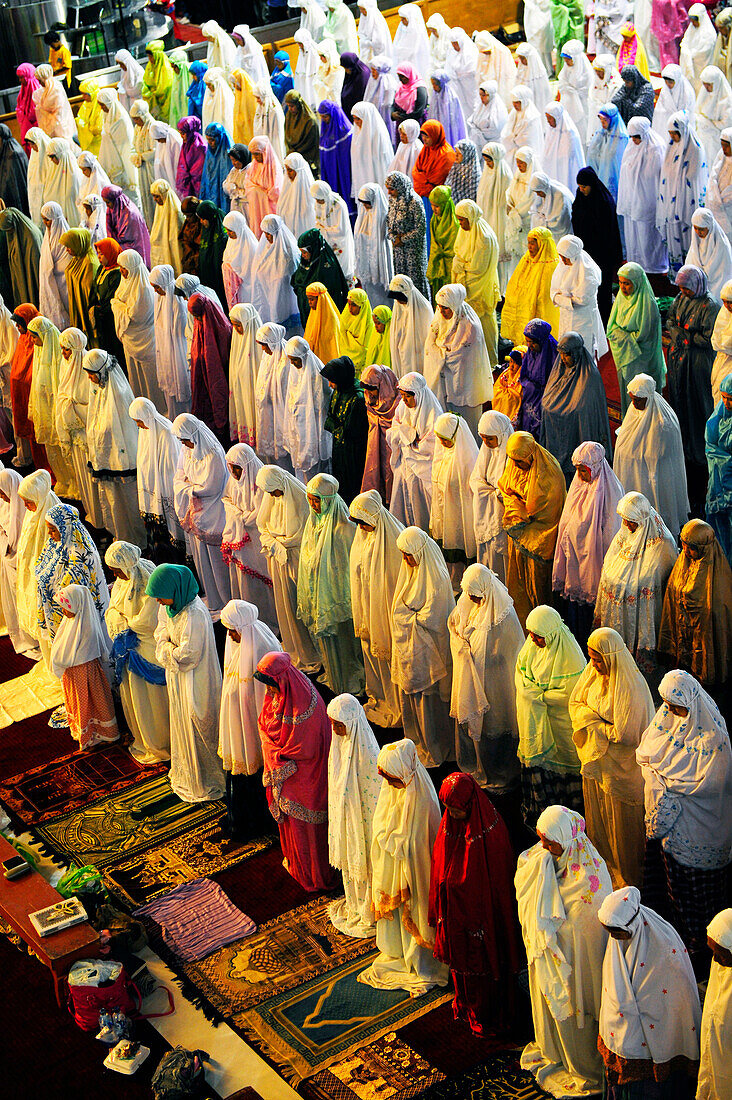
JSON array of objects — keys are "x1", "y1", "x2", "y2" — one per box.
[
  {"x1": 500, "y1": 227, "x2": 559, "y2": 344},
  {"x1": 497, "y1": 431, "x2": 566, "y2": 560},
  {"x1": 304, "y1": 282, "x2": 341, "y2": 364},
  {"x1": 338, "y1": 288, "x2": 374, "y2": 378},
  {"x1": 364, "y1": 304, "x2": 391, "y2": 368},
  {"x1": 77, "y1": 79, "x2": 103, "y2": 156},
  {"x1": 230, "y1": 68, "x2": 258, "y2": 145}
]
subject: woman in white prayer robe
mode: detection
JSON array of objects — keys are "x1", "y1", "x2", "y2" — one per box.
[
  {"x1": 350, "y1": 101, "x2": 393, "y2": 198},
  {"x1": 501, "y1": 86, "x2": 544, "y2": 168},
  {"x1": 255, "y1": 322, "x2": 290, "y2": 466},
  {"x1": 228, "y1": 304, "x2": 261, "y2": 448},
  {"x1": 97, "y1": 89, "x2": 140, "y2": 205},
  {"x1": 78, "y1": 151, "x2": 111, "y2": 208},
  {"x1": 201, "y1": 68, "x2": 235, "y2": 139},
  {"x1": 424, "y1": 284, "x2": 493, "y2": 436},
  {"x1": 597, "y1": 886, "x2": 702, "y2": 1092},
  {"x1": 617, "y1": 117, "x2": 668, "y2": 274},
  {"x1": 354, "y1": 184, "x2": 393, "y2": 307},
  {"x1": 231, "y1": 25, "x2": 266, "y2": 81},
  {"x1": 505, "y1": 146, "x2": 538, "y2": 268},
  {"x1": 613, "y1": 373, "x2": 690, "y2": 539},
  {"x1": 476, "y1": 143, "x2": 512, "y2": 290},
  {"x1": 445, "y1": 28, "x2": 479, "y2": 122},
  {"x1": 680, "y1": 4, "x2": 717, "y2": 91},
  {"x1": 277, "y1": 152, "x2": 316, "y2": 240},
  {"x1": 25, "y1": 128, "x2": 51, "y2": 227},
  {"x1": 523, "y1": 0, "x2": 554, "y2": 75},
  {"x1": 129, "y1": 99, "x2": 157, "y2": 227},
  {"x1": 697, "y1": 908, "x2": 732, "y2": 1100},
  {"x1": 448, "y1": 562, "x2": 523, "y2": 793},
  {"x1": 16, "y1": 471, "x2": 59, "y2": 651},
  {"x1": 364, "y1": 55, "x2": 398, "y2": 143},
  {"x1": 657, "y1": 112, "x2": 708, "y2": 272},
  {"x1": 310, "y1": 181, "x2": 355, "y2": 282},
  {"x1": 387, "y1": 273, "x2": 433, "y2": 378},
  {"x1": 283, "y1": 336, "x2": 331, "y2": 483},
  {"x1": 327, "y1": 693, "x2": 381, "y2": 937},
  {"x1": 474, "y1": 31, "x2": 515, "y2": 101},
  {"x1": 686, "y1": 207, "x2": 732, "y2": 298},
  {"x1": 255, "y1": 464, "x2": 322, "y2": 672},
  {"x1": 293, "y1": 29, "x2": 320, "y2": 111},
  {"x1": 516, "y1": 805, "x2": 611, "y2": 1098},
  {"x1": 469, "y1": 410, "x2": 512, "y2": 580},
  {"x1": 467, "y1": 81, "x2": 508, "y2": 152},
  {"x1": 515, "y1": 42, "x2": 552, "y2": 112},
  {"x1": 387, "y1": 120, "x2": 422, "y2": 179},
  {"x1": 542, "y1": 104, "x2": 584, "y2": 196},
  {"x1": 349, "y1": 489, "x2": 403, "y2": 728},
  {"x1": 44, "y1": 139, "x2": 82, "y2": 227},
  {"x1": 315, "y1": 40, "x2": 345, "y2": 105},
  {"x1": 149, "y1": 179, "x2": 183, "y2": 274},
  {"x1": 695, "y1": 65, "x2": 732, "y2": 168},
  {"x1": 430, "y1": 412, "x2": 479, "y2": 585},
  {"x1": 150, "y1": 121, "x2": 182, "y2": 190},
  {"x1": 221, "y1": 211, "x2": 257, "y2": 311},
  {"x1": 551, "y1": 236, "x2": 609, "y2": 357},
  {"x1": 652, "y1": 64, "x2": 696, "y2": 138},
  {"x1": 387, "y1": 372, "x2": 443, "y2": 530},
  {"x1": 392, "y1": 5, "x2": 430, "y2": 79},
  {"x1": 129, "y1": 397, "x2": 185, "y2": 550},
  {"x1": 0, "y1": 470, "x2": 37, "y2": 655},
  {"x1": 82, "y1": 348, "x2": 146, "y2": 547},
  {"x1": 39, "y1": 202, "x2": 70, "y2": 331},
  {"x1": 116, "y1": 50, "x2": 144, "y2": 113},
  {"x1": 426, "y1": 13, "x2": 451, "y2": 72},
  {"x1": 202, "y1": 20, "x2": 236, "y2": 73},
  {"x1": 557, "y1": 40, "x2": 594, "y2": 143},
  {"x1": 149, "y1": 264, "x2": 190, "y2": 422},
  {"x1": 389, "y1": 526, "x2": 455, "y2": 767},
  {"x1": 148, "y1": 563, "x2": 225, "y2": 802},
  {"x1": 105, "y1": 541, "x2": 170, "y2": 764},
  {"x1": 56, "y1": 328, "x2": 104, "y2": 529},
  {"x1": 252, "y1": 214, "x2": 301, "y2": 331},
  {"x1": 359, "y1": 739, "x2": 449, "y2": 994},
  {"x1": 711, "y1": 280, "x2": 732, "y2": 402},
  {"x1": 27, "y1": 317, "x2": 76, "y2": 500},
  {"x1": 589, "y1": 55, "x2": 623, "y2": 130},
  {"x1": 221, "y1": 444, "x2": 278, "y2": 629},
  {"x1": 112, "y1": 248, "x2": 166, "y2": 412},
  {"x1": 252, "y1": 82, "x2": 286, "y2": 163},
  {"x1": 530, "y1": 173, "x2": 574, "y2": 243},
  {"x1": 706, "y1": 127, "x2": 732, "y2": 241},
  {"x1": 356, "y1": 0, "x2": 392, "y2": 63},
  {"x1": 172, "y1": 414, "x2": 231, "y2": 619},
  {"x1": 79, "y1": 194, "x2": 106, "y2": 246}
]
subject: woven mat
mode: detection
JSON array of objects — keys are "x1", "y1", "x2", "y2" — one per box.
[
  {"x1": 104, "y1": 820, "x2": 272, "y2": 908},
  {"x1": 0, "y1": 661, "x2": 64, "y2": 729},
  {"x1": 34, "y1": 774, "x2": 225, "y2": 870},
  {"x1": 0, "y1": 744, "x2": 164, "y2": 825}
]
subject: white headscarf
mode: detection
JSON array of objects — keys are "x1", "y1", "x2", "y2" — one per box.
[
  {"x1": 698, "y1": 908, "x2": 732, "y2": 1098},
  {"x1": 501, "y1": 85, "x2": 544, "y2": 165},
  {"x1": 556, "y1": 39, "x2": 593, "y2": 140},
  {"x1": 598, "y1": 886, "x2": 702, "y2": 1063},
  {"x1": 50, "y1": 583, "x2": 110, "y2": 679},
  {"x1": 390, "y1": 526, "x2": 455, "y2": 693},
  {"x1": 476, "y1": 142, "x2": 512, "y2": 256},
  {"x1": 255, "y1": 322, "x2": 289, "y2": 461},
  {"x1": 388, "y1": 273, "x2": 433, "y2": 376},
  {"x1": 44, "y1": 138, "x2": 82, "y2": 225},
  {"x1": 515, "y1": 41, "x2": 552, "y2": 110},
  {"x1": 426, "y1": 12, "x2": 452, "y2": 70},
  {"x1": 112, "y1": 248, "x2": 156, "y2": 363},
  {"x1": 0, "y1": 469, "x2": 25, "y2": 561},
  {"x1": 311, "y1": 180, "x2": 355, "y2": 280},
  {"x1": 469, "y1": 409, "x2": 512, "y2": 545},
  {"x1": 282, "y1": 335, "x2": 331, "y2": 474},
  {"x1": 150, "y1": 122, "x2": 182, "y2": 189},
  {"x1": 149, "y1": 265, "x2": 189, "y2": 403},
  {"x1": 657, "y1": 112, "x2": 708, "y2": 247},
  {"x1": 293, "y1": 29, "x2": 320, "y2": 110},
  {"x1": 551, "y1": 235, "x2": 608, "y2": 355},
  {"x1": 128, "y1": 396, "x2": 181, "y2": 530},
  {"x1": 473, "y1": 30, "x2": 515, "y2": 100},
  {"x1": 354, "y1": 183, "x2": 393, "y2": 293},
  {"x1": 228, "y1": 303, "x2": 262, "y2": 447},
  {"x1": 255, "y1": 463, "x2": 310, "y2": 564},
  {"x1": 653, "y1": 64, "x2": 696, "y2": 137},
  {"x1": 393, "y1": 4, "x2": 430, "y2": 78},
  {"x1": 350, "y1": 101, "x2": 394, "y2": 197},
  {"x1": 706, "y1": 126, "x2": 732, "y2": 240},
  {"x1": 39, "y1": 201, "x2": 70, "y2": 331},
  {"x1": 56, "y1": 327, "x2": 89, "y2": 446},
  {"x1": 387, "y1": 120, "x2": 423, "y2": 177},
  {"x1": 357, "y1": 0, "x2": 393, "y2": 61},
  {"x1": 252, "y1": 81, "x2": 286, "y2": 162},
  {"x1": 78, "y1": 191, "x2": 106, "y2": 243},
  {"x1": 591, "y1": 54, "x2": 623, "y2": 127},
  {"x1": 424, "y1": 283, "x2": 493, "y2": 408},
  {"x1": 149, "y1": 178, "x2": 183, "y2": 272},
  {"x1": 680, "y1": 3, "x2": 717, "y2": 89},
  {"x1": 218, "y1": 599, "x2": 281, "y2": 776},
  {"x1": 231, "y1": 24, "x2": 268, "y2": 83},
  {"x1": 202, "y1": 20, "x2": 237, "y2": 73},
  {"x1": 530, "y1": 172, "x2": 574, "y2": 241},
  {"x1": 542, "y1": 104, "x2": 584, "y2": 194},
  {"x1": 105, "y1": 541, "x2": 159, "y2": 649},
  {"x1": 613, "y1": 373, "x2": 690, "y2": 538},
  {"x1": 315, "y1": 39, "x2": 344, "y2": 105},
  {"x1": 445, "y1": 27, "x2": 479, "y2": 120},
  {"x1": 686, "y1": 207, "x2": 732, "y2": 296},
  {"x1": 253, "y1": 214, "x2": 300, "y2": 325},
  {"x1": 617, "y1": 117, "x2": 666, "y2": 224},
  {"x1": 202, "y1": 67, "x2": 235, "y2": 137},
  {"x1": 277, "y1": 152, "x2": 316, "y2": 239},
  {"x1": 326, "y1": 693, "x2": 381, "y2": 881},
  {"x1": 25, "y1": 127, "x2": 51, "y2": 226},
  {"x1": 97, "y1": 88, "x2": 138, "y2": 192},
  {"x1": 468, "y1": 80, "x2": 508, "y2": 150},
  {"x1": 16, "y1": 471, "x2": 60, "y2": 638},
  {"x1": 349, "y1": 489, "x2": 404, "y2": 659},
  {"x1": 222, "y1": 210, "x2": 258, "y2": 305},
  {"x1": 115, "y1": 50, "x2": 145, "y2": 112},
  {"x1": 82, "y1": 349, "x2": 138, "y2": 474},
  {"x1": 172, "y1": 412, "x2": 229, "y2": 542},
  {"x1": 0, "y1": 293, "x2": 18, "y2": 371}
]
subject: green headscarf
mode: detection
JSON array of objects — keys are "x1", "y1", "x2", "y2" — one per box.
[
  {"x1": 291, "y1": 228, "x2": 350, "y2": 325},
  {"x1": 196, "y1": 200, "x2": 228, "y2": 302},
  {"x1": 284, "y1": 90, "x2": 320, "y2": 172},
  {"x1": 296, "y1": 473, "x2": 355, "y2": 636},
  {"x1": 607, "y1": 261, "x2": 666, "y2": 394},
  {"x1": 142, "y1": 41, "x2": 174, "y2": 123},
  {"x1": 60, "y1": 228, "x2": 99, "y2": 333},
  {"x1": 364, "y1": 304, "x2": 392, "y2": 369},
  {"x1": 426, "y1": 184, "x2": 459, "y2": 297},
  {"x1": 146, "y1": 563, "x2": 199, "y2": 617},
  {"x1": 168, "y1": 49, "x2": 191, "y2": 128},
  {"x1": 0, "y1": 207, "x2": 42, "y2": 306}
]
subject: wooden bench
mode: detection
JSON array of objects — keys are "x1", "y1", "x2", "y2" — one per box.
[{"x1": 0, "y1": 833, "x2": 100, "y2": 1007}]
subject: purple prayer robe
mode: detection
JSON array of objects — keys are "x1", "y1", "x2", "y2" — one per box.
[
  {"x1": 317, "y1": 100, "x2": 355, "y2": 216},
  {"x1": 176, "y1": 116, "x2": 207, "y2": 199},
  {"x1": 101, "y1": 185, "x2": 151, "y2": 266}
]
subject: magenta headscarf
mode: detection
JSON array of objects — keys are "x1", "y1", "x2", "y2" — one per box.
[
  {"x1": 394, "y1": 64, "x2": 425, "y2": 113},
  {"x1": 16, "y1": 64, "x2": 40, "y2": 149},
  {"x1": 176, "y1": 116, "x2": 207, "y2": 200},
  {"x1": 101, "y1": 185, "x2": 151, "y2": 266},
  {"x1": 188, "y1": 293, "x2": 232, "y2": 436}
]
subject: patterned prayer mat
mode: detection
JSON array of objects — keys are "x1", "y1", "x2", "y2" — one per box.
[
  {"x1": 34, "y1": 774, "x2": 225, "y2": 870},
  {"x1": 0, "y1": 660, "x2": 64, "y2": 729},
  {"x1": 0, "y1": 745, "x2": 165, "y2": 825},
  {"x1": 235, "y1": 955, "x2": 451, "y2": 1084},
  {"x1": 302, "y1": 1046, "x2": 548, "y2": 1100},
  {"x1": 144, "y1": 895, "x2": 375, "y2": 1022},
  {"x1": 104, "y1": 820, "x2": 272, "y2": 907}
]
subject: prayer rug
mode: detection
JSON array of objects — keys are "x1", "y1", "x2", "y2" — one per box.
[
  {"x1": 144, "y1": 896, "x2": 375, "y2": 1022},
  {"x1": 104, "y1": 821, "x2": 272, "y2": 908},
  {"x1": 0, "y1": 660, "x2": 64, "y2": 729},
  {"x1": 34, "y1": 774, "x2": 225, "y2": 870},
  {"x1": 0, "y1": 745, "x2": 165, "y2": 825},
  {"x1": 234, "y1": 955, "x2": 451, "y2": 1084}
]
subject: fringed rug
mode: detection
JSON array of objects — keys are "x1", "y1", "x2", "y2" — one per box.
[
  {"x1": 34, "y1": 774, "x2": 225, "y2": 870},
  {"x1": 235, "y1": 955, "x2": 451, "y2": 1084},
  {"x1": 104, "y1": 821, "x2": 272, "y2": 908},
  {"x1": 0, "y1": 660, "x2": 64, "y2": 729},
  {"x1": 0, "y1": 745, "x2": 165, "y2": 825}
]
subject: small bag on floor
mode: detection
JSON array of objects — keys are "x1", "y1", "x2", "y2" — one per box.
[
  {"x1": 67, "y1": 958, "x2": 174, "y2": 1032},
  {"x1": 151, "y1": 1046, "x2": 211, "y2": 1100}
]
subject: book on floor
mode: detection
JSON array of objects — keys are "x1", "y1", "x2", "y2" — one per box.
[{"x1": 28, "y1": 896, "x2": 88, "y2": 937}]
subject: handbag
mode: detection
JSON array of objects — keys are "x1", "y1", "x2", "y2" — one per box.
[{"x1": 67, "y1": 958, "x2": 174, "y2": 1031}]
